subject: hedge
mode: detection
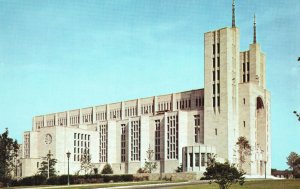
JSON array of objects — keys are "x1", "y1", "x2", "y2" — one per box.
[
  {"x1": 9, "y1": 175, "x2": 46, "y2": 186},
  {"x1": 9, "y1": 174, "x2": 134, "y2": 186}
]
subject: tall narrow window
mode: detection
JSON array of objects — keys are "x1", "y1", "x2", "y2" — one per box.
[
  {"x1": 194, "y1": 115, "x2": 201, "y2": 143},
  {"x1": 195, "y1": 153, "x2": 200, "y2": 167},
  {"x1": 121, "y1": 124, "x2": 126, "y2": 162},
  {"x1": 201, "y1": 153, "x2": 205, "y2": 166},
  {"x1": 155, "y1": 120, "x2": 161, "y2": 160},
  {"x1": 167, "y1": 115, "x2": 178, "y2": 159},
  {"x1": 99, "y1": 124, "x2": 108, "y2": 162},
  {"x1": 247, "y1": 62, "x2": 250, "y2": 82},
  {"x1": 189, "y1": 153, "x2": 193, "y2": 167},
  {"x1": 130, "y1": 120, "x2": 141, "y2": 161}
]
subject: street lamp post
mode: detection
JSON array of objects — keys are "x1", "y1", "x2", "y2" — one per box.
[{"x1": 66, "y1": 151, "x2": 71, "y2": 186}]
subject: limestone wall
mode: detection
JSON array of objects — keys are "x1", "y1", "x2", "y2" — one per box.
[{"x1": 134, "y1": 172, "x2": 200, "y2": 181}]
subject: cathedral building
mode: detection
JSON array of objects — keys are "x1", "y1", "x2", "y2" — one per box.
[{"x1": 20, "y1": 1, "x2": 271, "y2": 177}]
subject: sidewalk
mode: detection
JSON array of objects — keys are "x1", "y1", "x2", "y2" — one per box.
[
  {"x1": 18, "y1": 180, "x2": 210, "y2": 189},
  {"x1": 100, "y1": 180, "x2": 210, "y2": 189}
]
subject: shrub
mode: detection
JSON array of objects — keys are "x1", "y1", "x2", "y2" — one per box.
[
  {"x1": 0, "y1": 177, "x2": 11, "y2": 187},
  {"x1": 99, "y1": 174, "x2": 134, "y2": 183},
  {"x1": 137, "y1": 168, "x2": 146, "y2": 173},
  {"x1": 46, "y1": 175, "x2": 73, "y2": 185},
  {"x1": 101, "y1": 164, "x2": 113, "y2": 174},
  {"x1": 13, "y1": 175, "x2": 47, "y2": 186},
  {"x1": 203, "y1": 161, "x2": 245, "y2": 189},
  {"x1": 162, "y1": 176, "x2": 172, "y2": 181},
  {"x1": 46, "y1": 176, "x2": 60, "y2": 185},
  {"x1": 133, "y1": 175, "x2": 149, "y2": 181},
  {"x1": 121, "y1": 174, "x2": 134, "y2": 181},
  {"x1": 9, "y1": 174, "x2": 134, "y2": 186},
  {"x1": 175, "y1": 164, "x2": 183, "y2": 172}
]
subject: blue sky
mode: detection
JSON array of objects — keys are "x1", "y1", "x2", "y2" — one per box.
[{"x1": 0, "y1": 0, "x2": 299, "y2": 170}]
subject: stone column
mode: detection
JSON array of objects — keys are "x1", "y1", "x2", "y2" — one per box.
[
  {"x1": 32, "y1": 117, "x2": 36, "y2": 131},
  {"x1": 121, "y1": 102, "x2": 125, "y2": 120},
  {"x1": 55, "y1": 113, "x2": 58, "y2": 126},
  {"x1": 106, "y1": 104, "x2": 110, "y2": 120},
  {"x1": 79, "y1": 109, "x2": 83, "y2": 125},
  {"x1": 43, "y1": 116, "x2": 46, "y2": 128},
  {"x1": 66, "y1": 111, "x2": 70, "y2": 127},
  {"x1": 153, "y1": 96, "x2": 157, "y2": 114},
  {"x1": 92, "y1": 107, "x2": 96, "y2": 123},
  {"x1": 137, "y1": 99, "x2": 141, "y2": 116},
  {"x1": 171, "y1": 93, "x2": 176, "y2": 111}
]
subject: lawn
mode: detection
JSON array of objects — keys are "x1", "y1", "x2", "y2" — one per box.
[
  {"x1": 170, "y1": 180, "x2": 300, "y2": 189},
  {"x1": 12, "y1": 179, "x2": 300, "y2": 189},
  {"x1": 13, "y1": 181, "x2": 177, "y2": 189}
]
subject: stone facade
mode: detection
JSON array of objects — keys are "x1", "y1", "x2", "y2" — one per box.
[
  {"x1": 134, "y1": 172, "x2": 200, "y2": 181},
  {"x1": 19, "y1": 2, "x2": 271, "y2": 178}
]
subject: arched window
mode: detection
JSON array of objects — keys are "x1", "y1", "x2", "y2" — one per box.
[{"x1": 256, "y1": 97, "x2": 264, "y2": 110}]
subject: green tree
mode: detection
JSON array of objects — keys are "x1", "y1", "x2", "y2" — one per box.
[
  {"x1": 38, "y1": 150, "x2": 57, "y2": 178},
  {"x1": 286, "y1": 152, "x2": 300, "y2": 177},
  {"x1": 143, "y1": 145, "x2": 157, "y2": 173},
  {"x1": 0, "y1": 128, "x2": 19, "y2": 180},
  {"x1": 203, "y1": 161, "x2": 245, "y2": 189},
  {"x1": 236, "y1": 136, "x2": 251, "y2": 171},
  {"x1": 293, "y1": 111, "x2": 300, "y2": 121},
  {"x1": 175, "y1": 163, "x2": 183, "y2": 173},
  {"x1": 101, "y1": 163, "x2": 113, "y2": 174},
  {"x1": 79, "y1": 148, "x2": 94, "y2": 175}
]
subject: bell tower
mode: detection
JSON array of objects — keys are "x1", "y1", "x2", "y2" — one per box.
[
  {"x1": 238, "y1": 15, "x2": 271, "y2": 175},
  {"x1": 203, "y1": 0, "x2": 240, "y2": 163}
]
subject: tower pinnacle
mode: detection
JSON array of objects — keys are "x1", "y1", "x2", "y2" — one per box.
[
  {"x1": 232, "y1": 0, "x2": 236, "y2": 27},
  {"x1": 253, "y1": 14, "x2": 256, "y2": 43}
]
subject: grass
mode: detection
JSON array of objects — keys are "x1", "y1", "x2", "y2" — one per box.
[
  {"x1": 12, "y1": 180, "x2": 177, "y2": 189},
  {"x1": 170, "y1": 180, "x2": 300, "y2": 189},
  {"x1": 12, "y1": 179, "x2": 300, "y2": 189}
]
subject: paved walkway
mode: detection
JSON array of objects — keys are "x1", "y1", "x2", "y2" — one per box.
[
  {"x1": 99, "y1": 180, "x2": 210, "y2": 189},
  {"x1": 19, "y1": 180, "x2": 210, "y2": 189}
]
